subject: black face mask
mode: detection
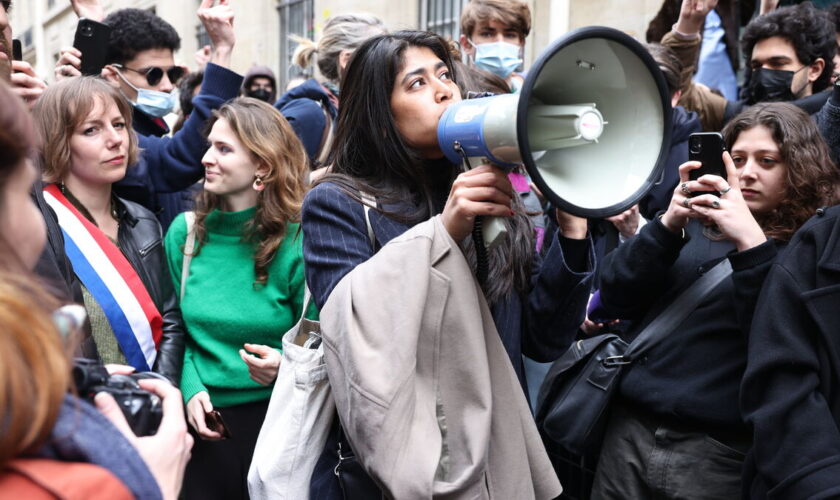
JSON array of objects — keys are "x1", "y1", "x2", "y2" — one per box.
[
  {"x1": 747, "y1": 67, "x2": 805, "y2": 105},
  {"x1": 246, "y1": 88, "x2": 272, "y2": 102}
]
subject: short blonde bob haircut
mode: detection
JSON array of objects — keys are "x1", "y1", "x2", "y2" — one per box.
[{"x1": 34, "y1": 77, "x2": 139, "y2": 183}]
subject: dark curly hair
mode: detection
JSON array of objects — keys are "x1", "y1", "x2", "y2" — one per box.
[
  {"x1": 828, "y1": 3, "x2": 840, "y2": 32},
  {"x1": 722, "y1": 102, "x2": 840, "y2": 242},
  {"x1": 103, "y1": 8, "x2": 181, "y2": 65},
  {"x1": 741, "y1": 2, "x2": 836, "y2": 93}
]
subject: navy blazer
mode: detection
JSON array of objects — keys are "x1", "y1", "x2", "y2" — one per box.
[{"x1": 301, "y1": 182, "x2": 594, "y2": 386}]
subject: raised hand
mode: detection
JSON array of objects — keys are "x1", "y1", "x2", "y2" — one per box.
[
  {"x1": 70, "y1": 0, "x2": 105, "y2": 22},
  {"x1": 54, "y1": 46, "x2": 82, "y2": 81},
  {"x1": 676, "y1": 0, "x2": 720, "y2": 36},
  {"x1": 197, "y1": 0, "x2": 235, "y2": 68}
]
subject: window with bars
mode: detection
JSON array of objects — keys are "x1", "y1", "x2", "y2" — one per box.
[
  {"x1": 420, "y1": 0, "x2": 468, "y2": 41},
  {"x1": 277, "y1": 0, "x2": 314, "y2": 89}
]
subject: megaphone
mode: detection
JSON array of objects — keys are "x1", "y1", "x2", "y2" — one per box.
[{"x1": 438, "y1": 26, "x2": 673, "y2": 246}]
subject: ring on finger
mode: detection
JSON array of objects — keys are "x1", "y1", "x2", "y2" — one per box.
[
  {"x1": 681, "y1": 182, "x2": 690, "y2": 195},
  {"x1": 683, "y1": 198, "x2": 691, "y2": 208},
  {"x1": 712, "y1": 199, "x2": 721, "y2": 209},
  {"x1": 719, "y1": 185, "x2": 732, "y2": 195}
]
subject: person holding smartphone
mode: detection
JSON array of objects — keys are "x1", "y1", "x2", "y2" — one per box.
[
  {"x1": 588, "y1": 103, "x2": 840, "y2": 499},
  {"x1": 164, "y1": 98, "x2": 315, "y2": 500},
  {"x1": 54, "y1": 0, "x2": 242, "y2": 232}
]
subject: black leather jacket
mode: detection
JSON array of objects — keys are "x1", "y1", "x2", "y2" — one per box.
[{"x1": 34, "y1": 187, "x2": 185, "y2": 384}]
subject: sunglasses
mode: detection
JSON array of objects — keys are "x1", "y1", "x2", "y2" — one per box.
[{"x1": 113, "y1": 64, "x2": 186, "y2": 86}]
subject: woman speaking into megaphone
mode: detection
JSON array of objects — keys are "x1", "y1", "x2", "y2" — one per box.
[{"x1": 300, "y1": 30, "x2": 593, "y2": 498}]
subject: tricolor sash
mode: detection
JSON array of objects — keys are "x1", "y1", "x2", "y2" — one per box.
[{"x1": 43, "y1": 184, "x2": 163, "y2": 371}]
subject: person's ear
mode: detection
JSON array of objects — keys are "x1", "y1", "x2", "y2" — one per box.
[
  {"x1": 255, "y1": 162, "x2": 271, "y2": 179},
  {"x1": 338, "y1": 50, "x2": 353, "y2": 74},
  {"x1": 671, "y1": 89, "x2": 682, "y2": 107},
  {"x1": 101, "y1": 65, "x2": 121, "y2": 88},
  {"x1": 807, "y1": 57, "x2": 825, "y2": 84},
  {"x1": 459, "y1": 34, "x2": 475, "y2": 57}
]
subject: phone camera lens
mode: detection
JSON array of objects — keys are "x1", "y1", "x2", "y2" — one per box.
[
  {"x1": 82, "y1": 26, "x2": 93, "y2": 36},
  {"x1": 689, "y1": 137, "x2": 701, "y2": 154}
]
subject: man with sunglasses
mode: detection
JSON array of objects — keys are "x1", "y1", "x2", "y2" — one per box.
[{"x1": 60, "y1": 0, "x2": 242, "y2": 230}]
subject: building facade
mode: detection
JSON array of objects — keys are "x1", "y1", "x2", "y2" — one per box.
[{"x1": 10, "y1": 0, "x2": 661, "y2": 89}]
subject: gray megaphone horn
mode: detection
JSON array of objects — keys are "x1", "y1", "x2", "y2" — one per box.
[{"x1": 437, "y1": 26, "x2": 673, "y2": 247}]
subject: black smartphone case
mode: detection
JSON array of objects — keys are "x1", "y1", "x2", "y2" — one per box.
[
  {"x1": 73, "y1": 19, "x2": 112, "y2": 76},
  {"x1": 12, "y1": 39, "x2": 22, "y2": 61},
  {"x1": 688, "y1": 132, "x2": 727, "y2": 181}
]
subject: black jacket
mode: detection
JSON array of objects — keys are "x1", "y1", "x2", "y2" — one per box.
[
  {"x1": 35, "y1": 188, "x2": 185, "y2": 384},
  {"x1": 599, "y1": 218, "x2": 777, "y2": 431},
  {"x1": 741, "y1": 206, "x2": 840, "y2": 500}
]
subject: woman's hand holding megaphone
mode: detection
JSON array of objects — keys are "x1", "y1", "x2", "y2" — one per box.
[
  {"x1": 442, "y1": 164, "x2": 515, "y2": 243},
  {"x1": 688, "y1": 152, "x2": 767, "y2": 252}
]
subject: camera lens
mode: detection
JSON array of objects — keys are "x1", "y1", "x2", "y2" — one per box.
[
  {"x1": 689, "y1": 137, "x2": 701, "y2": 154},
  {"x1": 82, "y1": 25, "x2": 93, "y2": 36}
]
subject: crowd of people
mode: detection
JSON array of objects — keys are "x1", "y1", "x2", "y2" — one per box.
[{"x1": 3, "y1": 0, "x2": 840, "y2": 498}]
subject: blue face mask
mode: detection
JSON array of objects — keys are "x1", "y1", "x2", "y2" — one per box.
[
  {"x1": 117, "y1": 71, "x2": 177, "y2": 117},
  {"x1": 471, "y1": 40, "x2": 522, "y2": 79}
]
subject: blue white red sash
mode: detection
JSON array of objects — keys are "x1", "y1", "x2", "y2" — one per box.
[{"x1": 43, "y1": 184, "x2": 162, "y2": 371}]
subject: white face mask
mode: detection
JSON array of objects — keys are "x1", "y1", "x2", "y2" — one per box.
[{"x1": 470, "y1": 39, "x2": 523, "y2": 79}]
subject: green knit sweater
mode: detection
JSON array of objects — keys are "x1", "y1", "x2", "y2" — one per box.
[{"x1": 164, "y1": 207, "x2": 316, "y2": 407}]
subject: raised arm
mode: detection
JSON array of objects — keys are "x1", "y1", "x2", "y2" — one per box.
[{"x1": 662, "y1": 0, "x2": 728, "y2": 131}]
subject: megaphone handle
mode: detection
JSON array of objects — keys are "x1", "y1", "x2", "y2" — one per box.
[
  {"x1": 482, "y1": 216, "x2": 507, "y2": 247},
  {"x1": 472, "y1": 217, "x2": 489, "y2": 285}
]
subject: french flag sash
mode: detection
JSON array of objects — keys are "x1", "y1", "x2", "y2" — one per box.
[{"x1": 43, "y1": 184, "x2": 163, "y2": 371}]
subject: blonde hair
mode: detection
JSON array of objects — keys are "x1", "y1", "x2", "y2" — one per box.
[
  {"x1": 192, "y1": 98, "x2": 309, "y2": 285},
  {"x1": 34, "y1": 77, "x2": 139, "y2": 184},
  {"x1": 292, "y1": 13, "x2": 387, "y2": 83},
  {"x1": 0, "y1": 271, "x2": 67, "y2": 467}
]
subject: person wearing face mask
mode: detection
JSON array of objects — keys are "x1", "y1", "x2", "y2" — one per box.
[
  {"x1": 55, "y1": 0, "x2": 244, "y2": 232},
  {"x1": 240, "y1": 65, "x2": 277, "y2": 103},
  {"x1": 662, "y1": 0, "x2": 836, "y2": 133},
  {"x1": 458, "y1": 0, "x2": 530, "y2": 92}
]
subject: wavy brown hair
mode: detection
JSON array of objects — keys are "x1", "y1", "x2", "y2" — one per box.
[
  {"x1": 723, "y1": 102, "x2": 840, "y2": 242},
  {"x1": 34, "y1": 77, "x2": 139, "y2": 183},
  {"x1": 192, "y1": 98, "x2": 309, "y2": 285}
]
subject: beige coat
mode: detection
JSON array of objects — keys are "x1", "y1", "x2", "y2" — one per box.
[{"x1": 320, "y1": 215, "x2": 562, "y2": 500}]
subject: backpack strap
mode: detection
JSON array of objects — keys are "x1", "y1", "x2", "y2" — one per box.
[{"x1": 180, "y1": 211, "x2": 196, "y2": 302}]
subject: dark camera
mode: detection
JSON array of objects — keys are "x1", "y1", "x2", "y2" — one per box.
[
  {"x1": 73, "y1": 358, "x2": 164, "y2": 437},
  {"x1": 79, "y1": 24, "x2": 94, "y2": 36},
  {"x1": 689, "y1": 136, "x2": 702, "y2": 154}
]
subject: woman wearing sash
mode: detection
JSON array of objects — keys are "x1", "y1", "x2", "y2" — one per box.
[
  {"x1": 163, "y1": 98, "x2": 312, "y2": 499},
  {"x1": 33, "y1": 77, "x2": 184, "y2": 384}
]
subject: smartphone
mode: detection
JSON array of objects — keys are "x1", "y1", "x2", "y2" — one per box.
[
  {"x1": 73, "y1": 18, "x2": 112, "y2": 76},
  {"x1": 12, "y1": 39, "x2": 21, "y2": 61},
  {"x1": 204, "y1": 410, "x2": 232, "y2": 439},
  {"x1": 687, "y1": 132, "x2": 727, "y2": 196}
]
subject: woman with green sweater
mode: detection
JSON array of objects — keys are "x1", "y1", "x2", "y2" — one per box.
[{"x1": 164, "y1": 98, "x2": 312, "y2": 499}]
